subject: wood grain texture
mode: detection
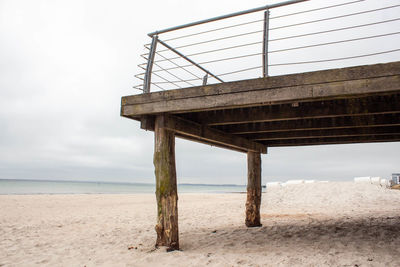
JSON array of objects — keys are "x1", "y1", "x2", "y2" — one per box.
[
  {"x1": 243, "y1": 126, "x2": 400, "y2": 141},
  {"x1": 122, "y1": 61, "x2": 400, "y2": 106},
  {"x1": 158, "y1": 114, "x2": 267, "y2": 154},
  {"x1": 180, "y1": 94, "x2": 400, "y2": 126},
  {"x1": 260, "y1": 134, "x2": 400, "y2": 147},
  {"x1": 121, "y1": 61, "x2": 400, "y2": 116},
  {"x1": 214, "y1": 114, "x2": 400, "y2": 134},
  {"x1": 154, "y1": 116, "x2": 179, "y2": 251},
  {"x1": 245, "y1": 152, "x2": 262, "y2": 227}
]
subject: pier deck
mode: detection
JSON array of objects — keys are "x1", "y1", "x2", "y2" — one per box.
[{"x1": 122, "y1": 61, "x2": 400, "y2": 152}]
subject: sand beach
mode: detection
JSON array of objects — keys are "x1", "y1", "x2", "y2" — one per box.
[{"x1": 1, "y1": 181, "x2": 400, "y2": 266}]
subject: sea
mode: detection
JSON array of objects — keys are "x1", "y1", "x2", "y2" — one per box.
[{"x1": 0, "y1": 179, "x2": 248, "y2": 195}]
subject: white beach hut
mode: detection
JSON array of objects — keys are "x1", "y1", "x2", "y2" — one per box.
[
  {"x1": 354, "y1": 177, "x2": 371, "y2": 183},
  {"x1": 285, "y1": 180, "x2": 305, "y2": 185},
  {"x1": 266, "y1": 182, "x2": 281, "y2": 189},
  {"x1": 370, "y1": 177, "x2": 381, "y2": 185},
  {"x1": 380, "y1": 178, "x2": 389, "y2": 188}
]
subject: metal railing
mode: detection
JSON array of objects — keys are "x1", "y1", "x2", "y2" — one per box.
[{"x1": 134, "y1": 0, "x2": 400, "y2": 93}]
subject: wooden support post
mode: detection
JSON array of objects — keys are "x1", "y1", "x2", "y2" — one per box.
[
  {"x1": 154, "y1": 115, "x2": 179, "y2": 251},
  {"x1": 245, "y1": 151, "x2": 262, "y2": 227}
]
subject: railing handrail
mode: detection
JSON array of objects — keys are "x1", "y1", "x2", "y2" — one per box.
[
  {"x1": 148, "y1": 0, "x2": 309, "y2": 37},
  {"x1": 136, "y1": 0, "x2": 400, "y2": 93}
]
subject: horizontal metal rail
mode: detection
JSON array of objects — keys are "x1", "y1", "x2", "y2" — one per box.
[
  {"x1": 148, "y1": 0, "x2": 309, "y2": 37},
  {"x1": 162, "y1": 0, "x2": 365, "y2": 42}
]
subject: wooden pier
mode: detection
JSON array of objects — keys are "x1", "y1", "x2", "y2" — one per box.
[{"x1": 121, "y1": 61, "x2": 400, "y2": 250}]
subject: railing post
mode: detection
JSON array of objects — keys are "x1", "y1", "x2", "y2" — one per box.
[
  {"x1": 202, "y1": 74, "x2": 208, "y2": 86},
  {"x1": 143, "y1": 35, "x2": 158, "y2": 93},
  {"x1": 262, "y1": 9, "x2": 270, "y2": 77}
]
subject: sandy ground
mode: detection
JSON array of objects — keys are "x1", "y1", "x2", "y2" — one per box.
[{"x1": 1, "y1": 182, "x2": 400, "y2": 267}]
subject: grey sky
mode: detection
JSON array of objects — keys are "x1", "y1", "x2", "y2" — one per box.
[{"x1": 0, "y1": 0, "x2": 399, "y2": 185}]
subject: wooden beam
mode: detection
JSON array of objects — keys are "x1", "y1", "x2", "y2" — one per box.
[
  {"x1": 154, "y1": 116, "x2": 179, "y2": 251},
  {"x1": 140, "y1": 115, "x2": 155, "y2": 131},
  {"x1": 180, "y1": 94, "x2": 400, "y2": 126},
  {"x1": 260, "y1": 134, "x2": 400, "y2": 147},
  {"x1": 122, "y1": 61, "x2": 400, "y2": 106},
  {"x1": 157, "y1": 114, "x2": 267, "y2": 154},
  {"x1": 245, "y1": 151, "x2": 262, "y2": 227},
  {"x1": 214, "y1": 114, "x2": 400, "y2": 134},
  {"x1": 174, "y1": 133, "x2": 248, "y2": 154},
  {"x1": 242, "y1": 126, "x2": 400, "y2": 141},
  {"x1": 121, "y1": 74, "x2": 400, "y2": 116}
]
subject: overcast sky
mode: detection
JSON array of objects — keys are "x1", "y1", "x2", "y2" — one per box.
[{"x1": 0, "y1": 0, "x2": 399, "y2": 185}]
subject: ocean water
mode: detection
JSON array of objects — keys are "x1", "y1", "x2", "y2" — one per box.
[{"x1": 0, "y1": 179, "x2": 247, "y2": 195}]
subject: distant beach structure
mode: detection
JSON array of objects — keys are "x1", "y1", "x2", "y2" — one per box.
[
  {"x1": 392, "y1": 173, "x2": 400, "y2": 185},
  {"x1": 353, "y1": 176, "x2": 394, "y2": 188},
  {"x1": 266, "y1": 182, "x2": 281, "y2": 188},
  {"x1": 305, "y1": 180, "x2": 316, "y2": 184},
  {"x1": 267, "y1": 177, "x2": 397, "y2": 189},
  {"x1": 266, "y1": 179, "x2": 327, "y2": 189},
  {"x1": 354, "y1": 177, "x2": 372, "y2": 183},
  {"x1": 371, "y1": 177, "x2": 382, "y2": 185},
  {"x1": 285, "y1": 180, "x2": 305, "y2": 185}
]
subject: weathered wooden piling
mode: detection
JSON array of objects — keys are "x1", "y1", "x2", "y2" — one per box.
[
  {"x1": 154, "y1": 115, "x2": 179, "y2": 250},
  {"x1": 245, "y1": 151, "x2": 262, "y2": 227}
]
